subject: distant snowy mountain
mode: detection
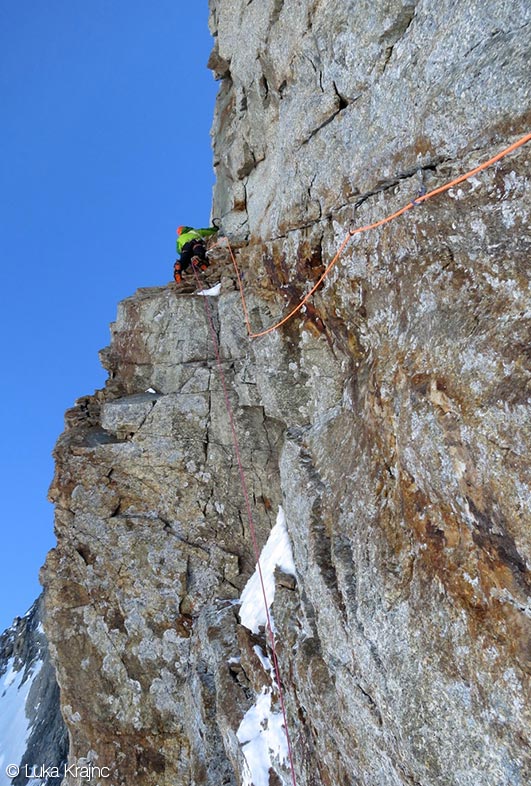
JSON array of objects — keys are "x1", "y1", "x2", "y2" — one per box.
[{"x1": 0, "y1": 596, "x2": 67, "y2": 786}]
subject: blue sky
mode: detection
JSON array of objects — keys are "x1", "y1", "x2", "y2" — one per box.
[{"x1": 0, "y1": 2, "x2": 218, "y2": 631}]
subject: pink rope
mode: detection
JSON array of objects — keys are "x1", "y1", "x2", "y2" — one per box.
[{"x1": 191, "y1": 267, "x2": 298, "y2": 786}]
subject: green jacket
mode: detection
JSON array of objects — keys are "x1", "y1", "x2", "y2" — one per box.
[{"x1": 177, "y1": 226, "x2": 218, "y2": 254}]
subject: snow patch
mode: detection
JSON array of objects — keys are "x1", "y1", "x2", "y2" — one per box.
[
  {"x1": 0, "y1": 658, "x2": 43, "y2": 784},
  {"x1": 239, "y1": 507, "x2": 296, "y2": 634},
  {"x1": 253, "y1": 645, "x2": 273, "y2": 675},
  {"x1": 237, "y1": 688, "x2": 289, "y2": 786},
  {"x1": 197, "y1": 282, "x2": 222, "y2": 297}
]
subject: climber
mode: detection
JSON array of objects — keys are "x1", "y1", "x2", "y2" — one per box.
[{"x1": 174, "y1": 224, "x2": 219, "y2": 284}]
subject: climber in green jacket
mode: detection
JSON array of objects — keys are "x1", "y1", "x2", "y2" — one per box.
[{"x1": 174, "y1": 224, "x2": 219, "y2": 284}]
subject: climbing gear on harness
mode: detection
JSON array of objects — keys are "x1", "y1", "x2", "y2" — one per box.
[{"x1": 191, "y1": 256, "x2": 209, "y2": 272}]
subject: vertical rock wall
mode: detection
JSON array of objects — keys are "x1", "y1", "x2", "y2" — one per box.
[
  {"x1": 208, "y1": 1, "x2": 531, "y2": 784},
  {"x1": 44, "y1": 280, "x2": 337, "y2": 785},
  {"x1": 42, "y1": 286, "x2": 283, "y2": 786},
  {"x1": 42, "y1": 2, "x2": 531, "y2": 785}
]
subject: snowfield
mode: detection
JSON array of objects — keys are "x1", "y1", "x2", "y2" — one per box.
[{"x1": 0, "y1": 658, "x2": 43, "y2": 786}]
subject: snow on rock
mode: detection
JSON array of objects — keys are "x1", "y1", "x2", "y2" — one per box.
[
  {"x1": 236, "y1": 688, "x2": 289, "y2": 786},
  {"x1": 197, "y1": 282, "x2": 222, "y2": 297},
  {"x1": 237, "y1": 509, "x2": 295, "y2": 782},
  {"x1": 253, "y1": 645, "x2": 272, "y2": 675},
  {"x1": 239, "y1": 507, "x2": 296, "y2": 634},
  {"x1": 0, "y1": 658, "x2": 43, "y2": 785}
]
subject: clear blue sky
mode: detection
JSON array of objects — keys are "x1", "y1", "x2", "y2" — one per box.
[{"x1": 0, "y1": 2, "x2": 218, "y2": 631}]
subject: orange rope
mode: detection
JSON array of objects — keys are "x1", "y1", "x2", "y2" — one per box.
[{"x1": 221, "y1": 132, "x2": 531, "y2": 338}]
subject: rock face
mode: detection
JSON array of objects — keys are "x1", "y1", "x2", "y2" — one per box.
[
  {"x1": 43, "y1": 282, "x2": 290, "y2": 786},
  {"x1": 0, "y1": 596, "x2": 68, "y2": 786},
  {"x1": 42, "y1": 1, "x2": 531, "y2": 785}
]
